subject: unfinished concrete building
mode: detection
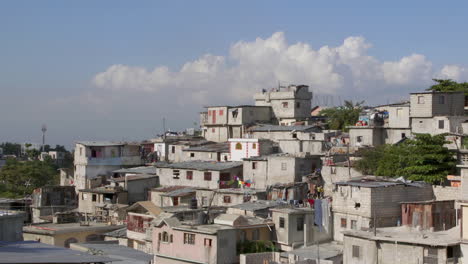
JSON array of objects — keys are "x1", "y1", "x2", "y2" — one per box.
[
  {"x1": 73, "y1": 141, "x2": 143, "y2": 191},
  {"x1": 31, "y1": 186, "x2": 77, "y2": 223},
  {"x1": 254, "y1": 84, "x2": 313, "y2": 125},
  {"x1": 156, "y1": 161, "x2": 243, "y2": 189},
  {"x1": 243, "y1": 153, "x2": 321, "y2": 189},
  {"x1": 332, "y1": 177, "x2": 434, "y2": 241},
  {"x1": 200, "y1": 105, "x2": 272, "y2": 142}
]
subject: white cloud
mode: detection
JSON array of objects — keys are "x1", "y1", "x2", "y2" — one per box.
[
  {"x1": 437, "y1": 65, "x2": 468, "y2": 82},
  {"x1": 92, "y1": 32, "x2": 468, "y2": 106}
]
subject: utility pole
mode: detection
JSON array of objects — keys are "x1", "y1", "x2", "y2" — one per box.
[{"x1": 162, "y1": 118, "x2": 166, "y2": 140}]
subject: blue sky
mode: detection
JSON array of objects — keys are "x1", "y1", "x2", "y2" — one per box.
[{"x1": 1, "y1": 1, "x2": 468, "y2": 148}]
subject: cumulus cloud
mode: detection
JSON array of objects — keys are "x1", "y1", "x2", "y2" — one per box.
[
  {"x1": 437, "y1": 65, "x2": 468, "y2": 82},
  {"x1": 92, "y1": 32, "x2": 468, "y2": 106}
]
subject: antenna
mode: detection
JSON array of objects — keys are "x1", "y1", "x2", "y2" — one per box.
[{"x1": 41, "y1": 124, "x2": 47, "y2": 152}]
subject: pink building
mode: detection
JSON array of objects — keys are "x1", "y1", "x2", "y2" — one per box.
[{"x1": 153, "y1": 217, "x2": 237, "y2": 264}]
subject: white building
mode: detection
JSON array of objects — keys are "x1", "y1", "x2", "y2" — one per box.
[
  {"x1": 73, "y1": 141, "x2": 143, "y2": 191},
  {"x1": 228, "y1": 138, "x2": 274, "y2": 161}
]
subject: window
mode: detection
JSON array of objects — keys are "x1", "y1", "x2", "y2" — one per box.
[
  {"x1": 279, "y1": 217, "x2": 285, "y2": 228},
  {"x1": 357, "y1": 136, "x2": 363, "y2": 143},
  {"x1": 297, "y1": 217, "x2": 304, "y2": 231},
  {"x1": 447, "y1": 246, "x2": 454, "y2": 258},
  {"x1": 219, "y1": 109, "x2": 224, "y2": 116},
  {"x1": 201, "y1": 196, "x2": 208, "y2": 206},
  {"x1": 204, "y1": 172, "x2": 212, "y2": 181},
  {"x1": 331, "y1": 167, "x2": 337, "y2": 175},
  {"x1": 204, "y1": 238, "x2": 212, "y2": 247},
  {"x1": 92, "y1": 194, "x2": 97, "y2": 202},
  {"x1": 91, "y1": 149, "x2": 97, "y2": 158},
  {"x1": 252, "y1": 143, "x2": 257, "y2": 149},
  {"x1": 173, "y1": 197, "x2": 179, "y2": 206},
  {"x1": 401, "y1": 133, "x2": 406, "y2": 139},
  {"x1": 281, "y1": 162, "x2": 287, "y2": 171},
  {"x1": 223, "y1": 196, "x2": 231, "y2": 203},
  {"x1": 351, "y1": 220, "x2": 357, "y2": 230},
  {"x1": 417, "y1": 96, "x2": 425, "y2": 104},
  {"x1": 171, "y1": 146, "x2": 175, "y2": 154},
  {"x1": 282, "y1": 102, "x2": 288, "y2": 108},
  {"x1": 190, "y1": 153, "x2": 195, "y2": 158},
  {"x1": 184, "y1": 233, "x2": 196, "y2": 245},
  {"x1": 396, "y1": 108, "x2": 402, "y2": 117},
  {"x1": 439, "y1": 95, "x2": 445, "y2": 104},
  {"x1": 235, "y1": 143, "x2": 242, "y2": 150},
  {"x1": 354, "y1": 202, "x2": 361, "y2": 209},
  {"x1": 80, "y1": 148, "x2": 82, "y2": 156},
  {"x1": 186, "y1": 171, "x2": 193, "y2": 180},
  {"x1": 173, "y1": 169, "x2": 180, "y2": 179},
  {"x1": 212, "y1": 128, "x2": 215, "y2": 133},
  {"x1": 292, "y1": 133, "x2": 297, "y2": 139},
  {"x1": 296, "y1": 102, "x2": 300, "y2": 108},
  {"x1": 252, "y1": 229, "x2": 260, "y2": 240},
  {"x1": 439, "y1": 120, "x2": 445, "y2": 129},
  {"x1": 352, "y1": 245, "x2": 360, "y2": 258},
  {"x1": 252, "y1": 162, "x2": 257, "y2": 170},
  {"x1": 162, "y1": 232, "x2": 169, "y2": 242},
  {"x1": 341, "y1": 218, "x2": 347, "y2": 228}
]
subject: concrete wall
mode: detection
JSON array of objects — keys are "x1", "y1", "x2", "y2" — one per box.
[
  {"x1": 332, "y1": 184, "x2": 434, "y2": 241},
  {"x1": 203, "y1": 126, "x2": 229, "y2": 142},
  {"x1": 126, "y1": 177, "x2": 159, "y2": 203},
  {"x1": 157, "y1": 166, "x2": 243, "y2": 189},
  {"x1": 321, "y1": 165, "x2": 363, "y2": 196},
  {"x1": 384, "y1": 128, "x2": 411, "y2": 144},
  {"x1": 23, "y1": 229, "x2": 109, "y2": 248},
  {"x1": 387, "y1": 105, "x2": 410, "y2": 128},
  {"x1": 153, "y1": 224, "x2": 237, "y2": 264},
  {"x1": 411, "y1": 116, "x2": 468, "y2": 135},
  {"x1": 229, "y1": 139, "x2": 274, "y2": 161},
  {"x1": 432, "y1": 185, "x2": 460, "y2": 201},
  {"x1": 227, "y1": 106, "x2": 272, "y2": 125},
  {"x1": 349, "y1": 127, "x2": 385, "y2": 147},
  {"x1": 180, "y1": 150, "x2": 229, "y2": 162},
  {"x1": 279, "y1": 140, "x2": 325, "y2": 155},
  {"x1": 0, "y1": 212, "x2": 25, "y2": 241},
  {"x1": 410, "y1": 92, "x2": 465, "y2": 118}
]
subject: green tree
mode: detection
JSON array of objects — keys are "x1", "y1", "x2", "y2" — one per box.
[
  {"x1": 319, "y1": 100, "x2": 364, "y2": 131},
  {"x1": 0, "y1": 158, "x2": 59, "y2": 198},
  {"x1": 427, "y1": 79, "x2": 468, "y2": 96},
  {"x1": 0, "y1": 142, "x2": 22, "y2": 156},
  {"x1": 355, "y1": 134, "x2": 456, "y2": 184}
]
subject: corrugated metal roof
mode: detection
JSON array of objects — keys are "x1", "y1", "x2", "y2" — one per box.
[
  {"x1": 154, "y1": 161, "x2": 242, "y2": 171},
  {"x1": 75, "y1": 141, "x2": 139, "y2": 146},
  {"x1": 250, "y1": 125, "x2": 322, "y2": 132},
  {"x1": 0, "y1": 241, "x2": 115, "y2": 263},
  {"x1": 183, "y1": 142, "x2": 229, "y2": 153},
  {"x1": 126, "y1": 201, "x2": 162, "y2": 216}
]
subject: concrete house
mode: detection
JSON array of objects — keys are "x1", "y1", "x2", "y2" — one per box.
[
  {"x1": 156, "y1": 161, "x2": 243, "y2": 189},
  {"x1": 201, "y1": 105, "x2": 272, "y2": 142},
  {"x1": 78, "y1": 186, "x2": 128, "y2": 216},
  {"x1": 111, "y1": 166, "x2": 159, "y2": 204},
  {"x1": 181, "y1": 142, "x2": 230, "y2": 162},
  {"x1": 196, "y1": 188, "x2": 267, "y2": 208},
  {"x1": 332, "y1": 177, "x2": 434, "y2": 241},
  {"x1": 410, "y1": 91, "x2": 467, "y2": 135},
  {"x1": 23, "y1": 221, "x2": 124, "y2": 248},
  {"x1": 228, "y1": 138, "x2": 274, "y2": 161},
  {"x1": 270, "y1": 208, "x2": 331, "y2": 251},
  {"x1": 254, "y1": 84, "x2": 313, "y2": 125},
  {"x1": 343, "y1": 226, "x2": 460, "y2": 264},
  {"x1": 73, "y1": 141, "x2": 143, "y2": 191},
  {"x1": 126, "y1": 201, "x2": 163, "y2": 254},
  {"x1": 31, "y1": 186, "x2": 77, "y2": 223},
  {"x1": 243, "y1": 153, "x2": 320, "y2": 189},
  {"x1": 152, "y1": 217, "x2": 237, "y2": 264}
]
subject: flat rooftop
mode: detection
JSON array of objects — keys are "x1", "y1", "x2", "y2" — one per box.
[
  {"x1": 228, "y1": 200, "x2": 285, "y2": 211},
  {"x1": 250, "y1": 125, "x2": 322, "y2": 132},
  {"x1": 281, "y1": 242, "x2": 343, "y2": 260},
  {"x1": 113, "y1": 166, "x2": 156, "y2": 175},
  {"x1": 0, "y1": 241, "x2": 115, "y2": 264},
  {"x1": 75, "y1": 141, "x2": 139, "y2": 147},
  {"x1": 72, "y1": 242, "x2": 153, "y2": 264},
  {"x1": 335, "y1": 177, "x2": 428, "y2": 188},
  {"x1": 343, "y1": 226, "x2": 460, "y2": 247},
  {"x1": 23, "y1": 222, "x2": 125, "y2": 235},
  {"x1": 174, "y1": 223, "x2": 234, "y2": 235},
  {"x1": 154, "y1": 160, "x2": 243, "y2": 171},
  {"x1": 182, "y1": 142, "x2": 229, "y2": 153}
]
